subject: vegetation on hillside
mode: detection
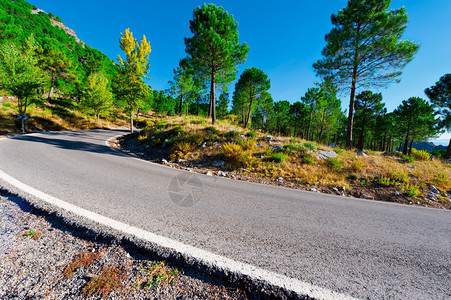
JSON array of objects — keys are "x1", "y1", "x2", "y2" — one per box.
[
  {"x1": 118, "y1": 116, "x2": 451, "y2": 209},
  {"x1": 0, "y1": 0, "x2": 450, "y2": 201}
]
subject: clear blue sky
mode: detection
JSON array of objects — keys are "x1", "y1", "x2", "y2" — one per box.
[{"x1": 30, "y1": 0, "x2": 451, "y2": 143}]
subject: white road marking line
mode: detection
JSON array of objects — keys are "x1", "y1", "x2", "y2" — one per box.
[{"x1": 0, "y1": 133, "x2": 357, "y2": 300}]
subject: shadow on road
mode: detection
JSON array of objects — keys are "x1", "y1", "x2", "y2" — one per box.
[{"x1": 15, "y1": 130, "x2": 130, "y2": 158}]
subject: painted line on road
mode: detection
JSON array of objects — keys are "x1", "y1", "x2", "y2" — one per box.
[{"x1": 0, "y1": 168, "x2": 356, "y2": 300}]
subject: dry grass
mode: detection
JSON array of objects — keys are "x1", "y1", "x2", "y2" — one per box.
[
  {"x1": 132, "y1": 115, "x2": 451, "y2": 208},
  {"x1": 82, "y1": 266, "x2": 125, "y2": 299},
  {"x1": 133, "y1": 261, "x2": 179, "y2": 290},
  {"x1": 62, "y1": 250, "x2": 102, "y2": 279}
]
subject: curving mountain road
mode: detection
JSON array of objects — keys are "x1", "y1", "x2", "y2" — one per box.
[{"x1": 0, "y1": 130, "x2": 449, "y2": 299}]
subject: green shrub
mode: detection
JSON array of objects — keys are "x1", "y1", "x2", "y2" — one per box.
[
  {"x1": 335, "y1": 147, "x2": 344, "y2": 155},
  {"x1": 302, "y1": 156, "x2": 314, "y2": 164},
  {"x1": 226, "y1": 130, "x2": 240, "y2": 138},
  {"x1": 326, "y1": 157, "x2": 343, "y2": 172},
  {"x1": 264, "y1": 147, "x2": 274, "y2": 156},
  {"x1": 246, "y1": 131, "x2": 257, "y2": 138},
  {"x1": 303, "y1": 142, "x2": 318, "y2": 150},
  {"x1": 401, "y1": 184, "x2": 420, "y2": 198},
  {"x1": 170, "y1": 141, "x2": 194, "y2": 160},
  {"x1": 351, "y1": 160, "x2": 363, "y2": 172},
  {"x1": 411, "y1": 149, "x2": 430, "y2": 161},
  {"x1": 241, "y1": 139, "x2": 256, "y2": 151},
  {"x1": 137, "y1": 135, "x2": 148, "y2": 143},
  {"x1": 379, "y1": 176, "x2": 393, "y2": 186},
  {"x1": 432, "y1": 149, "x2": 446, "y2": 158},
  {"x1": 190, "y1": 119, "x2": 205, "y2": 125},
  {"x1": 204, "y1": 126, "x2": 219, "y2": 134},
  {"x1": 222, "y1": 143, "x2": 259, "y2": 168},
  {"x1": 283, "y1": 143, "x2": 308, "y2": 157},
  {"x1": 265, "y1": 153, "x2": 288, "y2": 163},
  {"x1": 387, "y1": 171, "x2": 409, "y2": 185},
  {"x1": 157, "y1": 119, "x2": 168, "y2": 128},
  {"x1": 433, "y1": 172, "x2": 448, "y2": 186},
  {"x1": 2, "y1": 102, "x2": 11, "y2": 108},
  {"x1": 171, "y1": 125, "x2": 185, "y2": 136},
  {"x1": 400, "y1": 154, "x2": 414, "y2": 163}
]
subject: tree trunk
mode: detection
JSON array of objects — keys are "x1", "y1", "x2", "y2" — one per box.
[
  {"x1": 186, "y1": 101, "x2": 189, "y2": 116},
  {"x1": 346, "y1": 65, "x2": 358, "y2": 149},
  {"x1": 244, "y1": 96, "x2": 254, "y2": 129},
  {"x1": 306, "y1": 108, "x2": 313, "y2": 140},
  {"x1": 444, "y1": 138, "x2": 451, "y2": 159},
  {"x1": 402, "y1": 132, "x2": 409, "y2": 155},
  {"x1": 408, "y1": 139, "x2": 413, "y2": 155},
  {"x1": 210, "y1": 71, "x2": 216, "y2": 124},
  {"x1": 130, "y1": 110, "x2": 134, "y2": 133},
  {"x1": 48, "y1": 70, "x2": 55, "y2": 100},
  {"x1": 357, "y1": 117, "x2": 366, "y2": 150},
  {"x1": 179, "y1": 93, "x2": 183, "y2": 116}
]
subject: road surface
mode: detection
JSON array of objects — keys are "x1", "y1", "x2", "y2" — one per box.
[{"x1": 0, "y1": 130, "x2": 449, "y2": 299}]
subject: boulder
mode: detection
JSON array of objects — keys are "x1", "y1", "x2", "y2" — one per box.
[
  {"x1": 316, "y1": 150, "x2": 337, "y2": 160},
  {"x1": 270, "y1": 145, "x2": 283, "y2": 152},
  {"x1": 429, "y1": 185, "x2": 440, "y2": 194},
  {"x1": 218, "y1": 171, "x2": 227, "y2": 177},
  {"x1": 265, "y1": 135, "x2": 272, "y2": 142},
  {"x1": 240, "y1": 134, "x2": 246, "y2": 139},
  {"x1": 355, "y1": 150, "x2": 369, "y2": 157},
  {"x1": 360, "y1": 193, "x2": 373, "y2": 200},
  {"x1": 212, "y1": 161, "x2": 225, "y2": 167},
  {"x1": 206, "y1": 171, "x2": 213, "y2": 176},
  {"x1": 277, "y1": 177, "x2": 283, "y2": 184}
]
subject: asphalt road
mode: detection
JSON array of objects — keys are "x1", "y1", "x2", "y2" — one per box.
[{"x1": 0, "y1": 130, "x2": 449, "y2": 299}]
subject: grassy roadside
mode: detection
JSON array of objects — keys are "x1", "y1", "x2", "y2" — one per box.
[
  {"x1": 0, "y1": 99, "x2": 129, "y2": 136},
  {"x1": 117, "y1": 115, "x2": 451, "y2": 210}
]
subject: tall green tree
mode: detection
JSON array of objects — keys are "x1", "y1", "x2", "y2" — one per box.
[
  {"x1": 313, "y1": 0, "x2": 419, "y2": 149},
  {"x1": 0, "y1": 35, "x2": 43, "y2": 116},
  {"x1": 425, "y1": 74, "x2": 451, "y2": 158},
  {"x1": 184, "y1": 4, "x2": 249, "y2": 124},
  {"x1": 82, "y1": 72, "x2": 113, "y2": 122},
  {"x1": 37, "y1": 40, "x2": 73, "y2": 100},
  {"x1": 169, "y1": 65, "x2": 194, "y2": 116},
  {"x1": 289, "y1": 101, "x2": 309, "y2": 138},
  {"x1": 394, "y1": 97, "x2": 438, "y2": 155},
  {"x1": 301, "y1": 87, "x2": 324, "y2": 141},
  {"x1": 232, "y1": 67, "x2": 271, "y2": 128},
  {"x1": 354, "y1": 91, "x2": 384, "y2": 150},
  {"x1": 116, "y1": 28, "x2": 151, "y2": 133},
  {"x1": 272, "y1": 101, "x2": 291, "y2": 136},
  {"x1": 217, "y1": 91, "x2": 229, "y2": 119}
]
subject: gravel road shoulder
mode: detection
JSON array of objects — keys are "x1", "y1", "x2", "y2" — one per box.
[{"x1": 0, "y1": 192, "x2": 249, "y2": 299}]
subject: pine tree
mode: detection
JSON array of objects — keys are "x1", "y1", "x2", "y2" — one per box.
[
  {"x1": 425, "y1": 74, "x2": 451, "y2": 158},
  {"x1": 314, "y1": 0, "x2": 419, "y2": 149},
  {"x1": 184, "y1": 4, "x2": 249, "y2": 124},
  {"x1": 82, "y1": 72, "x2": 113, "y2": 122}
]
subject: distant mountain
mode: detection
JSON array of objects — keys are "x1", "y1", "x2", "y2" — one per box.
[
  {"x1": 0, "y1": 0, "x2": 117, "y2": 96},
  {"x1": 398, "y1": 141, "x2": 447, "y2": 152}
]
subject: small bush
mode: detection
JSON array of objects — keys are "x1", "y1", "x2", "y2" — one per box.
[
  {"x1": 265, "y1": 153, "x2": 288, "y2": 163},
  {"x1": 222, "y1": 143, "x2": 243, "y2": 163},
  {"x1": 170, "y1": 141, "x2": 194, "y2": 160},
  {"x1": 246, "y1": 131, "x2": 257, "y2": 138},
  {"x1": 226, "y1": 130, "x2": 240, "y2": 138},
  {"x1": 171, "y1": 125, "x2": 185, "y2": 136},
  {"x1": 379, "y1": 176, "x2": 393, "y2": 186},
  {"x1": 190, "y1": 119, "x2": 205, "y2": 125},
  {"x1": 134, "y1": 261, "x2": 179, "y2": 290},
  {"x1": 137, "y1": 135, "x2": 148, "y2": 143},
  {"x1": 387, "y1": 171, "x2": 409, "y2": 185},
  {"x1": 283, "y1": 143, "x2": 308, "y2": 157},
  {"x1": 351, "y1": 160, "x2": 363, "y2": 172},
  {"x1": 303, "y1": 142, "x2": 318, "y2": 150},
  {"x1": 205, "y1": 126, "x2": 219, "y2": 134},
  {"x1": 401, "y1": 184, "x2": 421, "y2": 198},
  {"x1": 2, "y1": 102, "x2": 11, "y2": 108},
  {"x1": 433, "y1": 172, "x2": 448, "y2": 186},
  {"x1": 222, "y1": 143, "x2": 259, "y2": 168},
  {"x1": 241, "y1": 138, "x2": 256, "y2": 151},
  {"x1": 223, "y1": 114, "x2": 237, "y2": 124},
  {"x1": 335, "y1": 147, "x2": 344, "y2": 155},
  {"x1": 157, "y1": 119, "x2": 168, "y2": 128},
  {"x1": 264, "y1": 147, "x2": 274, "y2": 156},
  {"x1": 411, "y1": 149, "x2": 430, "y2": 161},
  {"x1": 400, "y1": 154, "x2": 414, "y2": 163},
  {"x1": 302, "y1": 156, "x2": 314, "y2": 164},
  {"x1": 326, "y1": 157, "x2": 343, "y2": 172},
  {"x1": 82, "y1": 266, "x2": 124, "y2": 299},
  {"x1": 432, "y1": 149, "x2": 446, "y2": 158}
]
